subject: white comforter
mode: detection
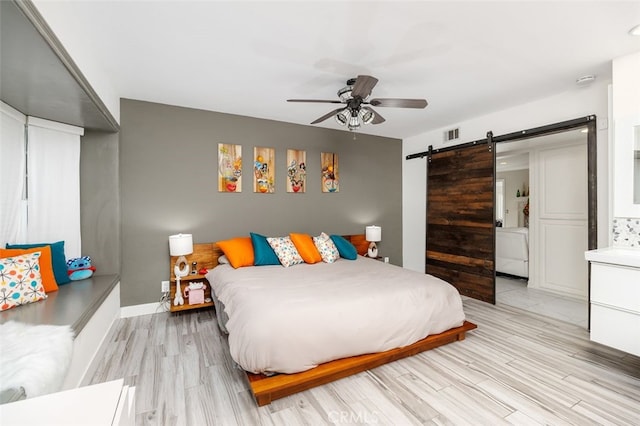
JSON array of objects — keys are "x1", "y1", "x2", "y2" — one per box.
[{"x1": 206, "y1": 257, "x2": 465, "y2": 374}]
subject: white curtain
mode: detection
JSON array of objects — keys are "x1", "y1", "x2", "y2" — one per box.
[
  {"x1": 0, "y1": 102, "x2": 27, "y2": 248},
  {"x1": 26, "y1": 117, "x2": 83, "y2": 258}
]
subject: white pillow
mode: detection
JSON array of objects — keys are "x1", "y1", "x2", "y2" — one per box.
[
  {"x1": 313, "y1": 232, "x2": 340, "y2": 263},
  {"x1": 217, "y1": 254, "x2": 229, "y2": 264},
  {"x1": 266, "y1": 236, "x2": 304, "y2": 267}
]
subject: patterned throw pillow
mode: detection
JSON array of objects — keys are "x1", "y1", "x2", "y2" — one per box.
[
  {"x1": 0, "y1": 252, "x2": 47, "y2": 311},
  {"x1": 266, "y1": 236, "x2": 304, "y2": 267},
  {"x1": 313, "y1": 232, "x2": 340, "y2": 263}
]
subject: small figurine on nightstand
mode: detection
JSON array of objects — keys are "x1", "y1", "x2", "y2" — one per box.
[{"x1": 191, "y1": 261, "x2": 197, "y2": 275}]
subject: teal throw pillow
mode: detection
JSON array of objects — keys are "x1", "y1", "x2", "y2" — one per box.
[
  {"x1": 6, "y1": 240, "x2": 71, "y2": 285},
  {"x1": 329, "y1": 235, "x2": 358, "y2": 260},
  {"x1": 250, "y1": 232, "x2": 280, "y2": 265}
]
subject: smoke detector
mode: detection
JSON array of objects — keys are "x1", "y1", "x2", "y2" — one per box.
[{"x1": 576, "y1": 75, "x2": 596, "y2": 86}]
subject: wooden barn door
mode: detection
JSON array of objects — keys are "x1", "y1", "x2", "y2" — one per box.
[{"x1": 426, "y1": 141, "x2": 496, "y2": 304}]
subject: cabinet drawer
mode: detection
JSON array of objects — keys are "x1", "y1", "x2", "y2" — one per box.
[
  {"x1": 590, "y1": 263, "x2": 640, "y2": 312},
  {"x1": 590, "y1": 304, "x2": 640, "y2": 356}
]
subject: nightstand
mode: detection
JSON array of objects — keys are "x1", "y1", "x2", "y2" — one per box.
[
  {"x1": 169, "y1": 275, "x2": 214, "y2": 313},
  {"x1": 169, "y1": 242, "x2": 217, "y2": 313}
]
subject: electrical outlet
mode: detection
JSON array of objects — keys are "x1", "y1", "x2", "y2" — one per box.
[
  {"x1": 384, "y1": 257, "x2": 389, "y2": 263},
  {"x1": 161, "y1": 280, "x2": 170, "y2": 292}
]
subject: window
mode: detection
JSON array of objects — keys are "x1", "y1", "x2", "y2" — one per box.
[
  {"x1": 0, "y1": 102, "x2": 83, "y2": 258},
  {"x1": 0, "y1": 102, "x2": 26, "y2": 246}
]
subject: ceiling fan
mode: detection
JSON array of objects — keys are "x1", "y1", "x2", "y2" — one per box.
[{"x1": 287, "y1": 75, "x2": 428, "y2": 131}]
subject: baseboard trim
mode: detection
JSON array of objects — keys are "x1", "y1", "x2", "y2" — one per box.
[{"x1": 120, "y1": 302, "x2": 166, "y2": 318}]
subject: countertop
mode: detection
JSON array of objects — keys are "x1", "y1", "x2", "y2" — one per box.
[{"x1": 584, "y1": 246, "x2": 640, "y2": 268}]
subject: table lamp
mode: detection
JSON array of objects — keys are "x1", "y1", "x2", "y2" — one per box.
[
  {"x1": 169, "y1": 233, "x2": 193, "y2": 306},
  {"x1": 365, "y1": 225, "x2": 381, "y2": 258}
]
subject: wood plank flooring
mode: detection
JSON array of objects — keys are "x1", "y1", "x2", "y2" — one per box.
[{"x1": 88, "y1": 298, "x2": 640, "y2": 425}]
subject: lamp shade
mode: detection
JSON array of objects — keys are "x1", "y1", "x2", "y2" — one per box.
[
  {"x1": 365, "y1": 226, "x2": 382, "y2": 242},
  {"x1": 169, "y1": 233, "x2": 193, "y2": 256}
]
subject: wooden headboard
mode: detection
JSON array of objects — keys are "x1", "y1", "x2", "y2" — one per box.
[
  {"x1": 344, "y1": 234, "x2": 369, "y2": 256},
  {"x1": 169, "y1": 243, "x2": 224, "y2": 280},
  {"x1": 169, "y1": 234, "x2": 368, "y2": 278}
]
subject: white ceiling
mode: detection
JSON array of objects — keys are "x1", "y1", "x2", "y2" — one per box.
[{"x1": 34, "y1": 1, "x2": 640, "y2": 139}]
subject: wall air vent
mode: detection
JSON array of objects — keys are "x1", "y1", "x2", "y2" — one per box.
[{"x1": 444, "y1": 128, "x2": 460, "y2": 142}]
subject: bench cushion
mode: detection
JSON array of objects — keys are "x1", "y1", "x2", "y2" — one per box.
[{"x1": 0, "y1": 321, "x2": 73, "y2": 398}]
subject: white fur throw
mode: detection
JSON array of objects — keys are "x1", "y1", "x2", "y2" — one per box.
[{"x1": 0, "y1": 321, "x2": 74, "y2": 398}]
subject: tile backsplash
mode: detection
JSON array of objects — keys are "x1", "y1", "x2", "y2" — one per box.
[{"x1": 613, "y1": 217, "x2": 640, "y2": 247}]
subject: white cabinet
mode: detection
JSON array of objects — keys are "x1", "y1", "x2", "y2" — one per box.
[
  {"x1": 0, "y1": 379, "x2": 135, "y2": 426},
  {"x1": 586, "y1": 247, "x2": 640, "y2": 356}
]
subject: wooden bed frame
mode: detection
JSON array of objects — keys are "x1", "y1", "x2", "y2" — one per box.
[{"x1": 172, "y1": 234, "x2": 477, "y2": 406}]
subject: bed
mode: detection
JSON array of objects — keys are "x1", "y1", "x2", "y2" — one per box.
[
  {"x1": 496, "y1": 227, "x2": 529, "y2": 278},
  {"x1": 181, "y1": 235, "x2": 476, "y2": 405}
]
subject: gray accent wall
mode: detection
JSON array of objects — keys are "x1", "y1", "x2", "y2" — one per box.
[
  {"x1": 119, "y1": 99, "x2": 402, "y2": 307},
  {"x1": 80, "y1": 130, "x2": 120, "y2": 274}
]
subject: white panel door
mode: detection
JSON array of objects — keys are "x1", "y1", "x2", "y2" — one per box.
[{"x1": 534, "y1": 143, "x2": 588, "y2": 299}]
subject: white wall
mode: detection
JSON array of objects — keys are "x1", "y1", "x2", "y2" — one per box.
[
  {"x1": 32, "y1": 1, "x2": 120, "y2": 123},
  {"x1": 402, "y1": 79, "x2": 610, "y2": 272}
]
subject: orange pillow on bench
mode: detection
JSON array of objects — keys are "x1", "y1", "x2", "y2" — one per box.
[{"x1": 0, "y1": 246, "x2": 58, "y2": 292}]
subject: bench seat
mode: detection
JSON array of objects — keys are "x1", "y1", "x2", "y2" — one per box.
[
  {"x1": 0, "y1": 274, "x2": 120, "y2": 400},
  {"x1": 0, "y1": 274, "x2": 119, "y2": 334}
]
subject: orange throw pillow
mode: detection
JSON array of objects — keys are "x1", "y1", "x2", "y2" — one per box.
[
  {"x1": 216, "y1": 237, "x2": 255, "y2": 268},
  {"x1": 290, "y1": 233, "x2": 322, "y2": 264},
  {"x1": 0, "y1": 246, "x2": 58, "y2": 292}
]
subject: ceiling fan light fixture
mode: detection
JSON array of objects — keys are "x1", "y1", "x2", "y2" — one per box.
[
  {"x1": 359, "y1": 108, "x2": 375, "y2": 125},
  {"x1": 338, "y1": 86, "x2": 353, "y2": 101},
  {"x1": 335, "y1": 109, "x2": 349, "y2": 126},
  {"x1": 348, "y1": 113, "x2": 360, "y2": 131}
]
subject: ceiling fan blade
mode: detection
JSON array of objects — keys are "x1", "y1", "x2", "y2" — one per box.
[
  {"x1": 310, "y1": 107, "x2": 346, "y2": 124},
  {"x1": 287, "y1": 99, "x2": 343, "y2": 104},
  {"x1": 351, "y1": 75, "x2": 379, "y2": 99},
  {"x1": 363, "y1": 107, "x2": 385, "y2": 124},
  {"x1": 369, "y1": 98, "x2": 428, "y2": 108}
]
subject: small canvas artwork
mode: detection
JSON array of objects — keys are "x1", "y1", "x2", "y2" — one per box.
[
  {"x1": 321, "y1": 152, "x2": 339, "y2": 193},
  {"x1": 286, "y1": 149, "x2": 306, "y2": 193},
  {"x1": 254, "y1": 147, "x2": 275, "y2": 193},
  {"x1": 218, "y1": 143, "x2": 242, "y2": 192}
]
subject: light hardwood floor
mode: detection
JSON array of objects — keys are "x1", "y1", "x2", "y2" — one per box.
[
  {"x1": 89, "y1": 298, "x2": 640, "y2": 425},
  {"x1": 496, "y1": 276, "x2": 589, "y2": 328}
]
